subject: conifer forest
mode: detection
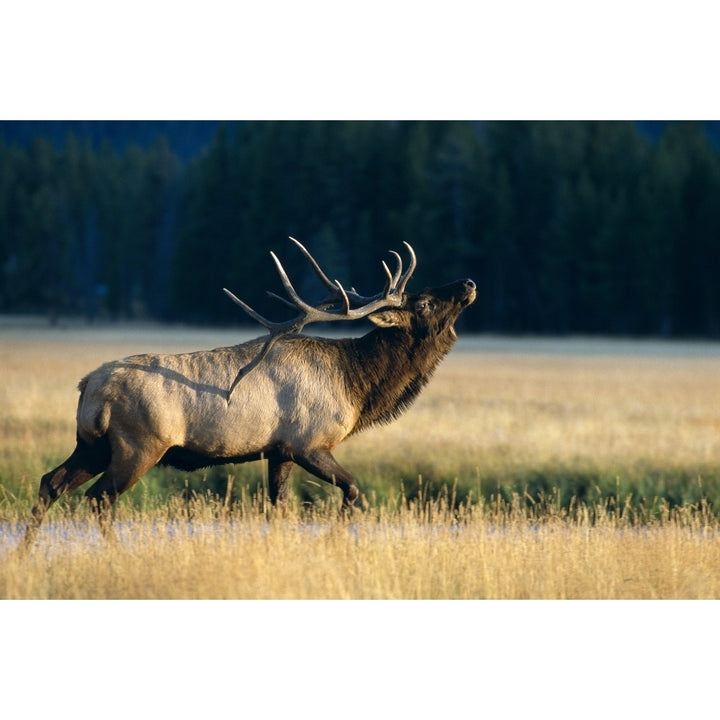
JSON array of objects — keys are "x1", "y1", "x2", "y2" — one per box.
[{"x1": 2, "y1": 120, "x2": 719, "y2": 337}]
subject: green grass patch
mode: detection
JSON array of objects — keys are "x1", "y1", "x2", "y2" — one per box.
[{"x1": 5, "y1": 451, "x2": 720, "y2": 525}]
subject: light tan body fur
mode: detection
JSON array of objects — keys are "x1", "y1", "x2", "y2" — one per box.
[{"x1": 79, "y1": 338, "x2": 359, "y2": 461}]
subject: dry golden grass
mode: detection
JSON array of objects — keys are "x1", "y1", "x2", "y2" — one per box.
[
  {"x1": 355, "y1": 338, "x2": 720, "y2": 477},
  {"x1": 2, "y1": 323, "x2": 720, "y2": 599},
  {"x1": 3, "y1": 497, "x2": 720, "y2": 599}
]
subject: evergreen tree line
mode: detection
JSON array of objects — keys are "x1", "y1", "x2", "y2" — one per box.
[{"x1": 2, "y1": 121, "x2": 719, "y2": 336}]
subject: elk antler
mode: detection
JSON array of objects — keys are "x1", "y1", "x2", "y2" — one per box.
[{"x1": 224, "y1": 236, "x2": 416, "y2": 400}]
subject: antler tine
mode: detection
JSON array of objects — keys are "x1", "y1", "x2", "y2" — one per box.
[
  {"x1": 266, "y1": 291, "x2": 297, "y2": 310},
  {"x1": 387, "y1": 251, "x2": 403, "y2": 290},
  {"x1": 226, "y1": 334, "x2": 280, "y2": 400},
  {"x1": 395, "y1": 241, "x2": 417, "y2": 295},
  {"x1": 223, "y1": 288, "x2": 276, "y2": 330},
  {"x1": 334, "y1": 279, "x2": 351, "y2": 315},
  {"x1": 289, "y1": 235, "x2": 368, "y2": 311},
  {"x1": 288, "y1": 236, "x2": 340, "y2": 296},
  {"x1": 380, "y1": 260, "x2": 394, "y2": 294},
  {"x1": 269, "y1": 250, "x2": 324, "y2": 318}
]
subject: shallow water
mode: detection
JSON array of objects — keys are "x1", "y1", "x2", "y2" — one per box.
[
  {"x1": 4, "y1": 516, "x2": 715, "y2": 560},
  {"x1": 0, "y1": 517, "x2": 479, "y2": 557}
]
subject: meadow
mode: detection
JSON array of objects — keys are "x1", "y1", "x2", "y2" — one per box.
[{"x1": 2, "y1": 321, "x2": 720, "y2": 599}]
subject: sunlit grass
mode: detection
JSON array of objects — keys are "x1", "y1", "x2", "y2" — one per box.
[{"x1": 2, "y1": 490, "x2": 719, "y2": 599}]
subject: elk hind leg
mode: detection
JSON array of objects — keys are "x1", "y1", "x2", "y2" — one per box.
[
  {"x1": 83, "y1": 442, "x2": 163, "y2": 535},
  {"x1": 22, "y1": 435, "x2": 110, "y2": 548}
]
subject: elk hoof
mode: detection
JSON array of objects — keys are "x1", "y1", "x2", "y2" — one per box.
[{"x1": 343, "y1": 485, "x2": 360, "y2": 508}]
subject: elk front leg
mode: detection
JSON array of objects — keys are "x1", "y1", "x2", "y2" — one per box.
[{"x1": 296, "y1": 448, "x2": 360, "y2": 510}]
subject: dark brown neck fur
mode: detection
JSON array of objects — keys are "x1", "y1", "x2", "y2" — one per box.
[{"x1": 340, "y1": 325, "x2": 457, "y2": 435}]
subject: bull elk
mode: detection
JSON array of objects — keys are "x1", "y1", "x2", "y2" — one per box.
[{"x1": 22, "y1": 237, "x2": 476, "y2": 545}]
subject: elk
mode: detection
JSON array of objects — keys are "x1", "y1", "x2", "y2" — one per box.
[{"x1": 22, "y1": 237, "x2": 476, "y2": 545}]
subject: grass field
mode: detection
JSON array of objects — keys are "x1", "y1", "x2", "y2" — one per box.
[{"x1": 2, "y1": 321, "x2": 720, "y2": 599}]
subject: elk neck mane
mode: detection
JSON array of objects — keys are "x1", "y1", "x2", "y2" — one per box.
[{"x1": 338, "y1": 324, "x2": 457, "y2": 434}]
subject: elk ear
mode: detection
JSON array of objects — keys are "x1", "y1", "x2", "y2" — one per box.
[{"x1": 368, "y1": 309, "x2": 407, "y2": 328}]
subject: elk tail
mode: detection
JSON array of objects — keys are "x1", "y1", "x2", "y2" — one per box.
[{"x1": 77, "y1": 375, "x2": 111, "y2": 440}]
